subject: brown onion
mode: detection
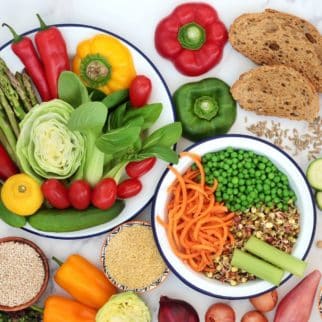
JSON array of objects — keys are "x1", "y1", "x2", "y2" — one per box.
[
  {"x1": 250, "y1": 290, "x2": 278, "y2": 312},
  {"x1": 241, "y1": 310, "x2": 268, "y2": 322},
  {"x1": 205, "y1": 303, "x2": 235, "y2": 322},
  {"x1": 158, "y1": 296, "x2": 199, "y2": 322}
]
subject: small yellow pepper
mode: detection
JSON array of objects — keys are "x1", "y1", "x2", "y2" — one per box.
[
  {"x1": 73, "y1": 34, "x2": 136, "y2": 94},
  {"x1": 1, "y1": 173, "x2": 43, "y2": 216}
]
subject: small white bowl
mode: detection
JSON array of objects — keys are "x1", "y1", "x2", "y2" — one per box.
[{"x1": 152, "y1": 134, "x2": 316, "y2": 299}]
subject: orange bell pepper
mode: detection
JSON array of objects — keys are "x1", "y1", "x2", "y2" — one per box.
[
  {"x1": 53, "y1": 254, "x2": 117, "y2": 309},
  {"x1": 43, "y1": 295, "x2": 96, "y2": 322}
]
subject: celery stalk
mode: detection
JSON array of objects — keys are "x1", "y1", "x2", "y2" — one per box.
[
  {"x1": 245, "y1": 236, "x2": 307, "y2": 277},
  {"x1": 231, "y1": 249, "x2": 284, "y2": 285}
]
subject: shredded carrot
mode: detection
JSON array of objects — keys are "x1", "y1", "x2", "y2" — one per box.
[{"x1": 157, "y1": 151, "x2": 235, "y2": 273}]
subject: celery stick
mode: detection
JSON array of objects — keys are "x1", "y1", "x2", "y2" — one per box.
[
  {"x1": 231, "y1": 249, "x2": 284, "y2": 285},
  {"x1": 245, "y1": 236, "x2": 307, "y2": 277}
]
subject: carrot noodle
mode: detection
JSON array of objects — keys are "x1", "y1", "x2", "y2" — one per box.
[{"x1": 158, "y1": 151, "x2": 235, "y2": 273}]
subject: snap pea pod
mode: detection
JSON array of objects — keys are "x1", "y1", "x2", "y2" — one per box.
[
  {"x1": 0, "y1": 200, "x2": 26, "y2": 228},
  {"x1": 28, "y1": 200, "x2": 125, "y2": 232}
]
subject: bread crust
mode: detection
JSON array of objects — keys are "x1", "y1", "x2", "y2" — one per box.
[
  {"x1": 229, "y1": 9, "x2": 322, "y2": 91},
  {"x1": 230, "y1": 65, "x2": 319, "y2": 121}
]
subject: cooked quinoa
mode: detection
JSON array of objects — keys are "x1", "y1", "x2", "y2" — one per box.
[
  {"x1": 0, "y1": 241, "x2": 45, "y2": 307},
  {"x1": 104, "y1": 224, "x2": 167, "y2": 290},
  {"x1": 206, "y1": 204, "x2": 300, "y2": 285}
]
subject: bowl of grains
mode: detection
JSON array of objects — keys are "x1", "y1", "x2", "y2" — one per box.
[
  {"x1": 101, "y1": 221, "x2": 169, "y2": 292},
  {"x1": 152, "y1": 134, "x2": 316, "y2": 299},
  {"x1": 0, "y1": 237, "x2": 49, "y2": 311}
]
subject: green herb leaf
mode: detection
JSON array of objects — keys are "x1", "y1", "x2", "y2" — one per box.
[
  {"x1": 102, "y1": 89, "x2": 129, "y2": 109},
  {"x1": 123, "y1": 116, "x2": 145, "y2": 128},
  {"x1": 96, "y1": 126, "x2": 141, "y2": 154},
  {"x1": 58, "y1": 71, "x2": 89, "y2": 108},
  {"x1": 108, "y1": 102, "x2": 128, "y2": 130},
  {"x1": 68, "y1": 102, "x2": 108, "y2": 135},
  {"x1": 138, "y1": 145, "x2": 179, "y2": 164},
  {"x1": 88, "y1": 87, "x2": 106, "y2": 101},
  {"x1": 124, "y1": 103, "x2": 162, "y2": 130},
  {"x1": 142, "y1": 122, "x2": 182, "y2": 149}
]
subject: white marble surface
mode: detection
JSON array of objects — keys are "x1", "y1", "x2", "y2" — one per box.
[{"x1": 0, "y1": 0, "x2": 321, "y2": 321}]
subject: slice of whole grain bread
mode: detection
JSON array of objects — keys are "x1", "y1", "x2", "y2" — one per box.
[
  {"x1": 229, "y1": 9, "x2": 322, "y2": 91},
  {"x1": 231, "y1": 65, "x2": 319, "y2": 121}
]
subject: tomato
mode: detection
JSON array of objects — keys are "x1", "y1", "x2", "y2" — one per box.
[
  {"x1": 129, "y1": 75, "x2": 152, "y2": 107},
  {"x1": 205, "y1": 303, "x2": 235, "y2": 322},
  {"x1": 41, "y1": 179, "x2": 70, "y2": 209},
  {"x1": 68, "y1": 180, "x2": 91, "y2": 210},
  {"x1": 92, "y1": 178, "x2": 117, "y2": 210},
  {"x1": 250, "y1": 290, "x2": 278, "y2": 312},
  {"x1": 241, "y1": 310, "x2": 268, "y2": 322},
  {"x1": 117, "y1": 178, "x2": 142, "y2": 199},
  {"x1": 125, "y1": 157, "x2": 157, "y2": 178}
]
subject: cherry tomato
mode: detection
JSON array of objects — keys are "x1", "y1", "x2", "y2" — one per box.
[
  {"x1": 205, "y1": 303, "x2": 235, "y2": 322},
  {"x1": 125, "y1": 157, "x2": 157, "y2": 178},
  {"x1": 41, "y1": 179, "x2": 70, "y2": 209},
  {"x1": 250, "y1": 290, "x2": 278, "y2": 312},
  {"x1": 92, "y1": 178, "x2": 117, "y2": 210},
  {"x1": 117, "y1": 178, "x2": 142, "y2": 199},
  {"x1": 129, "y1": 75, "x2": 152, "y2": 107},
  {"x1": 241, "y1": 310, "x2": 268, "y2": 322},
  {"x1": 68, "y1": 180, "x2": 91, "y2": 210}
]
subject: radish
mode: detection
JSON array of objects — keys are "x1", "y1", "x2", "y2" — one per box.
[{"x1": 274, "y1": 270, "x2": 321, "y2": 322}]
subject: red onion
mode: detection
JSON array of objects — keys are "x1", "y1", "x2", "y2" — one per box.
[{"x1": 158, "y1": 296, "x2": 200, "y2": 322}]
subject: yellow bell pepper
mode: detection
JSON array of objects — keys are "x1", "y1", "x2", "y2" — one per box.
[
  {"x1": 1, "y1": 173, "x2": 43, "y2": 216},
  {"x1": 73, "y1": 34, "x2": 136, "y2": 94}
]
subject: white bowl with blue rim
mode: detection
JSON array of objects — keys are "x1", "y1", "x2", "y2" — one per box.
[{"x1": 152, "y1": 134, "x2": 316, "y2": 299}]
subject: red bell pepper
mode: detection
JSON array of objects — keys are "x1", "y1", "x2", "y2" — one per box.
[
  {"x1": 0, "y1": 143, "x2": 18, "y2": 181},
  {"x1": 154, "y1": 3, "x2": 228, "y2": 76},
  {"x1": 35, "y1": 14, "x2": 70, "y2": 98},
  {"x1": 2, "y1": 23, "x2": 52, "y2": 101}
]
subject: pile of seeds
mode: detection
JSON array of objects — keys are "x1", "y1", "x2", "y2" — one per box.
[
  {"x1": 104, "y1": 224, "x2": 167, "y2": 290},
  {"x1": 206, "y1": 205, "x2": 300, "y2": 285},
  {"x1": 0, "y1": 241, "x2": 45, "y2": 307},
  {"x1": 245, "y1": 116, "x2": 322, "y2": 160}
]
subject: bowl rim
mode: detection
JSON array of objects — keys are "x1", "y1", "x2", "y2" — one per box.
[
  {"x1": 0, "y1": 236, "x2": 49, "y2": 311},
  {"x1": 100, "y1": 220, "x2": 169, "y2": 293},
  {"x1": 0, "y1": 23, "x2": 175, "y2": 240},
  {"x1": 151, "y1": 134, "x2": 317, "y2": 300}
]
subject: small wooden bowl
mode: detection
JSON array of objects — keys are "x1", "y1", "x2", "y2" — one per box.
[
  {"x1": 0, "y1": 236, "x2": 49, "y2": 312},
  {"x1": 101, "y1": 220, "x2": 169, "y2": 293}
]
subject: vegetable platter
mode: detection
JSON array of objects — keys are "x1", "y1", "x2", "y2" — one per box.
[
  {"x1": 0, "y1": 24, "x2": 178, "y2": 239},
  {"x1": 0, "y1": 0, "x2": 321, "y2": 321}
]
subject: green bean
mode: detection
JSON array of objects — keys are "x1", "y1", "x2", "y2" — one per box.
[
  {"x1": 28, "y1": 200, "x2": 125, "y2": 232},
  {"x1": 0, "y1": 200, "x2": 26, "y2": 228}
]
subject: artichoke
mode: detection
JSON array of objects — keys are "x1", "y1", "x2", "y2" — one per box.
[{"x1": 16, "y1": 99, "x2": 85, "y2": 182}]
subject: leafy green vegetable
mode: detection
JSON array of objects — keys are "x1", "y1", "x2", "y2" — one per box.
[
  {"x1": 142, "y1": 122, "x2": 182, "y2": 149},
  {"x1": 0, "y1": 307, "x2": 42, "y2": 322},
  {"x1": 16, "y1": 99, "x2": 85, "y2": 182},
  {"x1": 102, "y1": 89, "x2": 129, "y2": 109},
  {"x1": 68, "y1": 102, "x2": 108, "y2": 186},
  {"x1": 58, "y1": 71, "x2": 89, "y2": 108},
  {"x1": 138, "y1": 145, "x2": 179, "y2": 164}
]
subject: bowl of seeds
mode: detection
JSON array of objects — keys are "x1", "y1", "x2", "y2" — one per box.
[
  {"x1": 0, "y1": 237, "x2": 49, "y2": 312},
  {"x1": 101, "y1": 221, "x2": 169, "y2": 292}
]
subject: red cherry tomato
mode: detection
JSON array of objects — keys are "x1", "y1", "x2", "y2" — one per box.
[
  {"x1": 205, "y1": 303, "x2": 236, "y2": 322},
  {"x1": 129, "y1": 75, "x2": 152, "y2": 107},
  {"x1": 92, "y1": 178, "x2": 117, "y2": 210},
  {"x1": 125, "y1": 157, "x2": 157, "y2": 178},
  {"x1": 117, "y1": 178, "x2": 142, "y2": 199},
  {"x1": 41, "y1": 179, "x2": 70, "y2": 209},
  {"x1": 68, "y1": 180, "x2": 91, "y2": 210}
]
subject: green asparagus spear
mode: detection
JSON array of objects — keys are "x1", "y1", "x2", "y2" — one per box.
[
  {"x1": 15, "y1": 71, "x2": 24, "y2": 87},
  {"x1": 0, "y1": 127, "x2": 17, "y2": 164},
  {"x1": 0, "y1": 73, "x2": 25, "y2": 120},
  {"x1": 0, "y1": 68, "x2": 32, "y2": 112},
  {"x1": 22, "y1": 71, "x2": 40, "y2": 106},
  {"x1": 0, "y1": 110, "x2": 17, "y2": 161},
  {"x1": 0, "y1": 87, "x2": 19, "y2": 137}
]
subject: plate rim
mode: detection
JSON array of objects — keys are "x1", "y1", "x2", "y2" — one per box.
[
  {"x1": 151, "y1": 133, "x2": 317, "y2": 299},
  {"x1": 0, "y1": 23, "x2": 176, "y2": 240}
]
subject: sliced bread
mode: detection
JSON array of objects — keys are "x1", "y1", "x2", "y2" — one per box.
[
  {"x1": 229, "y1": 9, "x2": 322, "y2": 91},
  {"x1": 230, "y1": 65, "x2": 319, "y2": 121}
]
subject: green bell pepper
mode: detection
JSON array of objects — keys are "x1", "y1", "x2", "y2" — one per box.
[{"x1": 173, "y1": 78, "x2": 237, "y2": 141}]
